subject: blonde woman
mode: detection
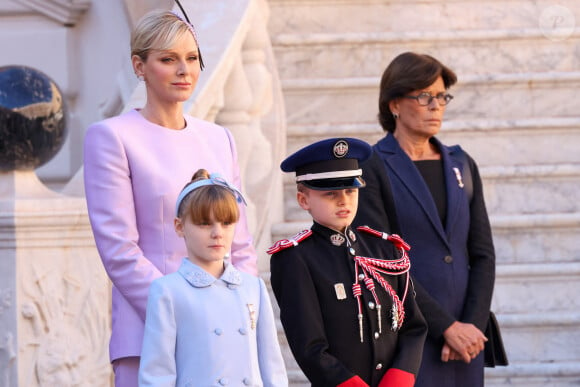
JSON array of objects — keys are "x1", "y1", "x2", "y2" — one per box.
[{"x1": 83, "y1": 9, "x2": 257, "y2": 387}]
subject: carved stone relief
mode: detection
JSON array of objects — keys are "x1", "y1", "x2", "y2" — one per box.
[{"x1": 19, "y1": 251, "x2": 111, "y2": 386}]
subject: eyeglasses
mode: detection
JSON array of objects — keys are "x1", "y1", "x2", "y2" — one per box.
[{"x1": 403, "y1": 92, "x2": 454, "y2": 106}]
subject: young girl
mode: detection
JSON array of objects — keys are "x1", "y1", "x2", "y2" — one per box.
[{"x1": 139, "y1": 169, "x2": 288, "y2": 387}]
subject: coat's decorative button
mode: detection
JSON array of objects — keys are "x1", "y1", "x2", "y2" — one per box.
[{"x1": 444, "y1": 255, "x2": 453, "y2": 264}]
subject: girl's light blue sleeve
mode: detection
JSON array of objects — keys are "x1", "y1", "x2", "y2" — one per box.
[
  {"x1": 139, "y1": 279, "x2": 177, "y2": 387},
  {"x1": 257, "y1": 278, "x2": 289, "y2": 386}
]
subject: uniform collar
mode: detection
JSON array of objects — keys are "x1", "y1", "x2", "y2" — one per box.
[
  {"x1": 311, "y1": 221, "x2": 357, "y2": 246},
  {"x1": 178, "y1": 258, "x2": 242, "y2": 288}
]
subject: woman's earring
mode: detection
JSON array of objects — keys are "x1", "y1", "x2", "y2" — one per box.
[
  {"x1": 393, "y1": 112, "x2": 399, "y2": 119},
  {"x1": 137, "y1": 74, "x2": 144, "y2": 82}
]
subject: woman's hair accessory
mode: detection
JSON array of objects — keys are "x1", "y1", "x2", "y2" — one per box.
[
  {"x1": 175, "y1": 173, "x2": 246, "y2": 216},
  {"x1": 173, "y1": 0, "x2": 205, "y2": 70}
]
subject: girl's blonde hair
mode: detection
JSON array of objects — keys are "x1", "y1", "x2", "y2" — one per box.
[
  {"x1": 177, "y1": 169, "x2": 240, "y2": 224},
  {"x1": 130, "y1": 10, "x2": 204, "y2": 68}
]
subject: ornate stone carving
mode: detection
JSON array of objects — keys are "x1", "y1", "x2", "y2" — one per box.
[
  {"x1": 0, "y1": 332, "x2": 16, "y2": 387},
  {"x1": 0, "y1": 288, "x2": 12, "y2": 316},
  {"x1": 19, "y1": 256, "x2": 111, "y2": 387}
]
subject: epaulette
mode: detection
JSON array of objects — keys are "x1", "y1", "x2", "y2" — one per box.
[
  {"x1": 356, "y1": 225, "x2": 410, "y2": 251},
  {"x1": 267, "y1": 229, "x2": 312, "y2": 254}
]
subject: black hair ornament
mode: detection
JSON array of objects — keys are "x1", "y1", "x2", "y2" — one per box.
[{"x1": 174, "y1": 0, "x2": 205, "y2": 70}]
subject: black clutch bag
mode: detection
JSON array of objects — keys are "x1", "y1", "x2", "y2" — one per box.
[{"x1": 484, "y1": 311, "x2": 509, "y2": 367}]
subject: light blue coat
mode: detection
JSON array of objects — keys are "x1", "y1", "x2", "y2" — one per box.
[{"x1": 139, "y1": 259, "x2": 288, "y2": 387}]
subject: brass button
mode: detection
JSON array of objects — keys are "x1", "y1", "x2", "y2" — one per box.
[{"x1": 444, "y1": 255, "x2": 453, "y2": 264}]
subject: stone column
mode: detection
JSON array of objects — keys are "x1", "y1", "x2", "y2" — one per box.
[
  {"x1": 0, "y1": 65, "x2": 113, "y2": 386},
  {"x1": 0, "y1": 171, "x2": 112, "y2": 387}
]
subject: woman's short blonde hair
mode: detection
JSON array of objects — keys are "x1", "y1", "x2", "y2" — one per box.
[{"x1": 130, "y1": 10, "x2": 201, "y2": 64}]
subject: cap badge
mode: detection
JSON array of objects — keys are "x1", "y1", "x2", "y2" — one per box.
[
  {"x1": 333, "y1": 140, "x2": 349, "y2": 158},
  {"x1": 330, "y1": 233, "x2": 345, "y2": 246}
]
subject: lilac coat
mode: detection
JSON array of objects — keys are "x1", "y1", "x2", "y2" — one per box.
[{"x1": 83, "y1": 109, "x2": 257, "y2": 361}]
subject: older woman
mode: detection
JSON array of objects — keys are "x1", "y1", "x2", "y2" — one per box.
[{"x1": 354, "y1": 52, "x2": 496, "y2": 387}]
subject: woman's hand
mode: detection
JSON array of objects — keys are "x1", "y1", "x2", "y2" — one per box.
[
  {"x1": 441, "y1": 343, "x2": 467, "y2": 362},
  {"x1": 442, "y1": 321, "x2": 487, "y2": 363}
]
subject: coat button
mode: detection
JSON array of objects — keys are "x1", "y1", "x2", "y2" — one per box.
[
  {"x1": 374, "y1": 332, "x2": 380, "y2": 339},
  {"x1": 243, "y1": 378, "x2": 251, "y2": 385},
  {"x1": 214, "y1": 328, "x2": 223, "y2": 336},
  {"x1": 219, "y1": 378, "x2": 229, "y2": 385},
  {"x1": 239, "y1": 327, "x2": 248, "y2": 335},
  {"x1": 358, "y1": 273, "x2": 365, "y2": 281},
  {"x1": 375, "y1": 363, "x2": 383, "y2": 370},
  {"x1": 443, "y1": 255, "x2": 453, "y2": 264},
  {"x1": 368, "y1": 301, "x2": 375, "y2": 310}
]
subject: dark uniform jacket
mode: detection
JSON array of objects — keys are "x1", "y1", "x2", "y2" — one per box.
[
  {"x1": 355, "y1": 134, "x2": 495, "y2": 387},
  {"x1": 270, "y1": 221, "x2": 427, "y2": 387}
]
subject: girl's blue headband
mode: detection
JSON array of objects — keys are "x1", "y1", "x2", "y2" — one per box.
[{"x1": 175, "y1": 173, "x2": 246, "y2": 217}]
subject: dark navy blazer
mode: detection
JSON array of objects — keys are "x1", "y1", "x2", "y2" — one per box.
[{"x1": 355, "y1": 134, "x2": 496, "y2": 387}]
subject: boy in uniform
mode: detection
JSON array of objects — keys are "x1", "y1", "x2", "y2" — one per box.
[{"x1": 269, "y1": 138, "x2": 427, "y2": 387}]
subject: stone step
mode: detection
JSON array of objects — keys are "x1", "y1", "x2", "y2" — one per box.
[
  {"x1": 269, "y1": 0, "x2": 578, "y2": 36},
  {"x1": 437, "y1": 117, "x2": 580, "y2": 167},
  {"x1": 272, "y1": 29, "x2": 580, "y2": 79},
  {"x1": 271, "y1": 212, "x2": 580, "y2": 264},
  {"x1": 485, "y1": 361, "x2": 580, "y2": 387},
  {"x1": 280, "y1": 72, "x2": 580, "y2": 126},
  {"x1": 481, "y1": 164, "x2": 580, "y2": 215},
  {"x1": 493, "y1": 263, "x2": 580, "y2": 315},
  {"x1": 489, "y1": 312, "x2": 580, "y2": 376},
  {"x1": 492, "y1": 212, "x2": 580, "y2": 264},
  {"x1": 285, "y1": 117, "x2": 580, "y2": 167}
]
